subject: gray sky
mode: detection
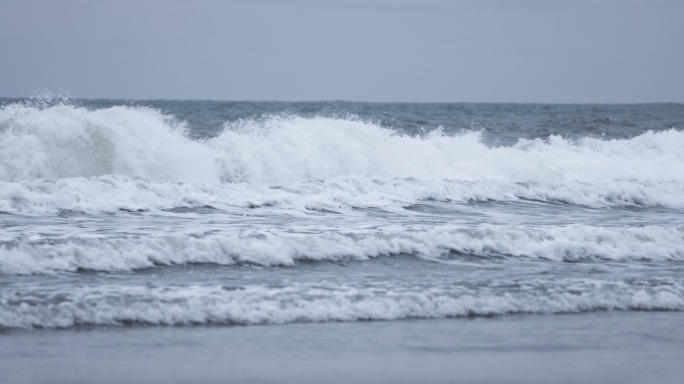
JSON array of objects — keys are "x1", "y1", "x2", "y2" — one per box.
[{"x1": 1, "y1": 0, "x2": 682, "y2": 103}]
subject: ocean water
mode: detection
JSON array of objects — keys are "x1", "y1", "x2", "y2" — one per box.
[{"x1": 1, "y1": 98, "x2": 684, "y2": 383}]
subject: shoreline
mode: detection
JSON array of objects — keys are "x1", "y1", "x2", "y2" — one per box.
[{"x1": 3, "y1": 311, "x2": 683, "y2": 384}]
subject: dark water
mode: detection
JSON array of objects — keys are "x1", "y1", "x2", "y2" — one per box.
[{"x1": 1, "y1": 98, "x2": 683, "y2": 382}]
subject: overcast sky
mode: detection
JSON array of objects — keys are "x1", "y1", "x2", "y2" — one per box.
[{"x1": 1, "y1": 0, "x2": 682, "y2": 103}]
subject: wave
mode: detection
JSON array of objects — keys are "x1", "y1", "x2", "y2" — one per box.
[
  {"x1": 0, "y1": 102, "x2": 217, "y2": 183},
  {"x1": 3, "y1": 175, "x2": 684, "y2": 214},
  {"x1": 2, "y1": 225, "x2": 683, "y2": 274},
  {"x1": 2, "y1": 101, "x2": 684, "y2": 212},
  {"x1": 2, "y1": 277, "x2": 682, "y2": 328},
  {"x1": 2, "y1": 102, "x2": 684, "y2": 186}
]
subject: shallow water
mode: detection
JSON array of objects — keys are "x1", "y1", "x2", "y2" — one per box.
[{"x1": 2, "y1": 312, "x2": 683, "y2": 384}]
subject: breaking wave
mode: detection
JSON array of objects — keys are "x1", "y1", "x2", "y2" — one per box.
[
  {"x1": 2, "y1": 277, "x2": 682, "y2": 328},
  {"x1": 3, "y1": 176, "x2": 684, "y2": 214},
  {"x1": 2, "y1": 102, "x2": 684, "y2": 212},
  {"x1": 2, "y1": 224, "x2": 683, "y2": 274}
]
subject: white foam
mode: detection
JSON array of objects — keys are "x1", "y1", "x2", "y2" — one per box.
[
  {"x1": 2, "y1": 102, "x2": 684, "y2": 185},
  {"x1": 211, "y1": 116, "x2": 684, "y2": 185},
  {"x1": 3, "y1": 102, "x2": 684, "y2": 212},
  {"x1": 0, "y1": 103, "x2": 218, "y2": 183},
  {"x1": 1, "y1": 277, "x2": 682, "y2": 328},
  {"x1": 3, "y1": 175, "x2": 684, "y2": 214},
  {"x1": 2, "y1": 224, "x2": 682, "y2": 274}
]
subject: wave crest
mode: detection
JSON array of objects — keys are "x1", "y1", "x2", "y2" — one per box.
[
  {"x1": 2, "y1": 102, "x2": 684, "y2": 185},
  {"x1": 2, "y1": 225, "x2": 683, "y2": 274},
  {"x1": 2, "y1": 278, "x2": 682, "y2": 328}
]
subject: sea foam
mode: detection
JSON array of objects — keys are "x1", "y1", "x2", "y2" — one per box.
[
  {"x1": 1, "y1": 277, "x2": 682, "y2": 328},
  {"x1": 3, "y1": 175, "x2": 684, "y2": 214},
  {"x1": 2, "y1": 224, "x2": 683, "y2": 274},
  {"x1": 2, "y1": 102, "x2": 684, "y2": 212},
  {"x1": 2, "y1": 102, "x2": 684, "y2": 184}
]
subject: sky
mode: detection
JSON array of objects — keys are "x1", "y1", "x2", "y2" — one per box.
[{"x1": 0, "y1": 0, "x2": 682, "y2": 103}]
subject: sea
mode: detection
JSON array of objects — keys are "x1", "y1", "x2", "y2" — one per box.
[{"x1": 1, "y1": 98, "x2": 683, "y2": 384}]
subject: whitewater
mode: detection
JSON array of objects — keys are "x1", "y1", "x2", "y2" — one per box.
[
  {"x1": 1, "y1": 99, "x2": 684, "y2": 332},
  {"x1": 3, "y1": 98, "x2": 684, "y2": 384}
]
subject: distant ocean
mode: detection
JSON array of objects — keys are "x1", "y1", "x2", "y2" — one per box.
[{"x1": 1, "y1": 98, "x2": 684, "y2": 383}]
